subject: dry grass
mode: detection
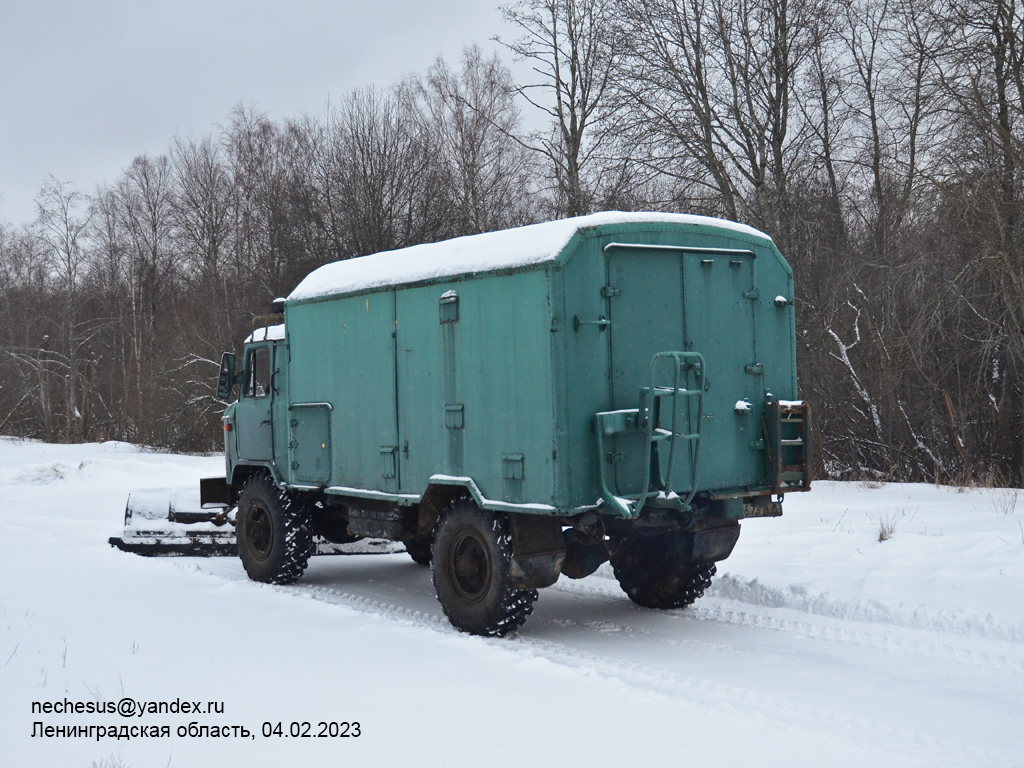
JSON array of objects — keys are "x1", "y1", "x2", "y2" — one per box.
[
  {"x1": 991, "y1": 490, "x2": 1019, "y2": 516},
  {"x1": 875, "y1": 510, "x2": 903, "y2": 542}
]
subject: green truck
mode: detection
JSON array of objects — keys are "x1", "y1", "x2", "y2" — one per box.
[{"x1": 178, "y1": 212, "x2": 810, "y2": 636}]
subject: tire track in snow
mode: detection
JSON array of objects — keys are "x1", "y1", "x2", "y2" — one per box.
[
  {"x1": 181, "y1": 557, "x2": 1005, "y2": 767},
  {"x1": 187, "y1": 554, "x2": 1021, "y2": 676},
  {"x1": 507, "y1": 631, "x2": 993, "y2": 768},
  {"x1": 710, "y1": 572, "x2": 1024, "y2": 642},
  {"x1": 549, "y1": 572, "x2": 1024, "y2": 673}
]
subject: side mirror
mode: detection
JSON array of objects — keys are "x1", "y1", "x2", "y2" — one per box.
[{"x1": 217, "y1": 352, "x2": 236, "y2": 400}]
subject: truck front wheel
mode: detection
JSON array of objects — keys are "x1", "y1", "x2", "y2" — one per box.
[
  {"x1": 237, "y1": 474, "x2": 312, "y2": 585},
  {"x1": 431, "y1": 501, "x2": 537, "y2": 636}
]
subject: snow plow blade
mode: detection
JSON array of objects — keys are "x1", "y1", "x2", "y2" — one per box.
[
  {"x1": 108, "y1": 536, "x2": 238, "y2": 557},
  {"x1": 109, "y1": 486, "x2": 406, "y2": 558},
  {"x1": 109, "y1": 487, "x2": 237, "y2": 557}
]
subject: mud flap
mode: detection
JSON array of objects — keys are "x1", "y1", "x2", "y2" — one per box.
[
  {"x1": 692, "y1": 525, "x2": 741, "y2": 562},
  {"x1": 508, "y1": 514, "x2": 566, "y2": 590}
]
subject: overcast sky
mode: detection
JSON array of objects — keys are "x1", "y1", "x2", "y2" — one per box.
[{"x1": 0, "y1": 0, "x2": 523, "y2": 227}]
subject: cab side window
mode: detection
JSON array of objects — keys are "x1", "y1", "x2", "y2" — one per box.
[{"x1": 245, "y1": 347, "x2": 271, "y2": 398}]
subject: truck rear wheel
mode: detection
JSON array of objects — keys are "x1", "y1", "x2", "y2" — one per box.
[
  {"x1": 237, "y1": 474, "x2": 312, "y2": 585},
  {"x1": 610, "y1": 531, "x2": 716, "y2": 609},
  {"x1": 431, "y1": 500, "x2": 537, "y2": 636}
]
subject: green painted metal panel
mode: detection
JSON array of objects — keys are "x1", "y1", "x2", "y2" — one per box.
[
  {"x1": 271, "y1": 344, "x2": 289, "y2": 475},
  {"x1": 277, "y1": 216, "x2": 798, "y2": 514},
  {"x1": 288, "y1": 403, "x2": 332, "y2": 485},
  {"x1": 395, "y1": 285, "x2": 446, "y2": 493},
  {"x1": 679, "y1": 251, "x2": 760, "y2": 489},
  {"x1": 606, "y1": 247, "x2": 687, "y2": 496},
  {"x1": 557, "y1": 241, "x2": 611, "y2": 509},
  {"x1": 555, "y1": 223, "x2": 796, "y2": 508},
  {"x1": 445, "y1": 270, "x2": 555, "y2": 505},
  {"x1": 286, "y1": 292, "x2": 399, "y2": 491}
]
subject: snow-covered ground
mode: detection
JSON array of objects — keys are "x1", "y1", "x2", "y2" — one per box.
[{"x1": 0, "y1": 437, "x2": 1021, "y2": 767}]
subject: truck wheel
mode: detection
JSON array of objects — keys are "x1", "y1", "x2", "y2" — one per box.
[
  {"x1": 237, "y1": 474, "x2": 312, "y2": 585},
  {"x1": 431, "y1": 501, "x2": 537, "y2": 636},
  {"x1": 610, "y1": 532, "x2": 716, "y2": 609}
]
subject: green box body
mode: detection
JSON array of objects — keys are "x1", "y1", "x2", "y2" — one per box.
[{"x1": 226, "y1": 216, "x2": 799, "y2": 516}]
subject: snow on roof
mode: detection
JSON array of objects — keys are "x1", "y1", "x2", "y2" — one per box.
[
  {"x1": 288, "y1": 211, "x2": 771, "y2": 302},
  {"x1": 245, "y1": 323, "x2": 285, "y2": 343}
]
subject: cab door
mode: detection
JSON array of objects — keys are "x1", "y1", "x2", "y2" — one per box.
[{"x1": 235, "y1": 343, "x2": 274, "y2": 461}]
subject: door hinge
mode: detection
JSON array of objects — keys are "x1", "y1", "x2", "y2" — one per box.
[
  {"x1": 743, "y1": 288, "x2": 760, "y2": 300},
  {"x1": 601, "y1": 285, "x2": 620, "y2": 298},
  {"x1": 745, "y1": 363, "x2": 764, "y2": 375}
]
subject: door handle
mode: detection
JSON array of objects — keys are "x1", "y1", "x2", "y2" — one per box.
[{"x1": 573, "y1": 315, "x2": 611, "y2": 332}]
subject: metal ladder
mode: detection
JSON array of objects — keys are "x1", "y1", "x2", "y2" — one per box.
[
  {"x1": 764, "y1": 399, "x2": 812, "y2": 493},
  {"x1": 595, "y1": 352, "x2": 705, "y2": 518}
]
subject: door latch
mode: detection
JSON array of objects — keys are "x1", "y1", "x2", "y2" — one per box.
[{"x1": 574, "y1": 315, "x2": 611, "y2": 332}]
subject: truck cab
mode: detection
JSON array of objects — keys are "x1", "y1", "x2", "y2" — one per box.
[{"x1": 220, "y1": 319, "x2": 287, "y2": 488}]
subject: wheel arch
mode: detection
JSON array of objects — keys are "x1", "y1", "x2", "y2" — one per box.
[
  {"x1": 415, "y1": 483, "x2": 470, "y2": 542},
  {"x1": 230, "y1": 461, "x2": 282, "y2": 499}
]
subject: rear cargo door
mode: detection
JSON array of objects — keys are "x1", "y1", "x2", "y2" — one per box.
[
  {"x1": 680, "y1": 250, "x2": 761, "y2": 488},
  {"x1": 606, "y1": 246, "x2": 761, "y2": 493},
  {"x1": 606, "y1": 248, "x2": 685, "y2": 408},
  {"x1": 605, "y1": 248, "x2": 686, "y2": 494}
]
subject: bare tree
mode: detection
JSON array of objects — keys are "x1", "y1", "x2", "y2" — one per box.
[
  {"x1": 0, "y1": 15, "x2": 1019, "y2": 481},
  {"x1": 332, "y1": 86, "x2": 446, "y2": 255},
  {"x1": 0, "y1": 222, "x2": 52, "y2": 435},
  {"x1": 172, "y1": 136, "x2": 232, "y2": 287},
  {"x1": 929, "y1": 0, "x2": 1024, "y2": 480},
  {"x1": 498, "y1": 0, "x2": 621, "y2": 216},
  {"x1": 615, "y1": 0, "x2": 813, "y2": 246},
  {"x1": 798, "y1": 0, "x2": 852, "y2": 249},
  {"x1": 34, "y1": 177, "x2": 97, "y2": 441},
  {"x1": 112, "y1": 154, "x2": 177, "y2": 433},
  {"x1": 405, "y1": 46, "x2": 538, "y2": 235}
]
